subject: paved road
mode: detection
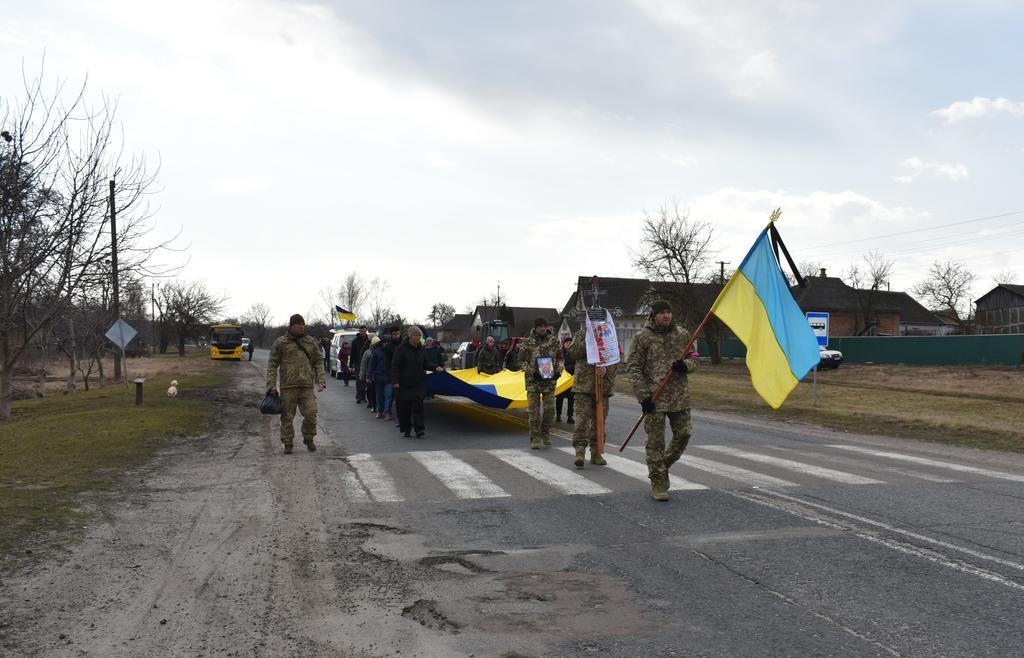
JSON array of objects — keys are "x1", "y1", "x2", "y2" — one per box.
[{"x1": 281, "y1": 352, "x2": 1024, "y2": 656}]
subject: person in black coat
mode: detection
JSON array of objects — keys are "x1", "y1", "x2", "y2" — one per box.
[
  {"x1": 556, "y1": 336, "x2": 576, "y2": 423},
  {"x1": 349, "y1": 326, "x2": 371, "y2": 403},
  {"x1": 391, "y1": 326, "x2": 445, "y2": 437}
]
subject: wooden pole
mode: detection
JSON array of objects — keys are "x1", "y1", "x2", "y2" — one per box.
[
  {"x1": 619, "y1": 309, "x2": 714, "y2": 451},
  {"x1": 595, "y1": 369, "x2": 605, "y2": 455},
  {"x1": 109, "y1": 179, "x2": 121, "y2": 384}
]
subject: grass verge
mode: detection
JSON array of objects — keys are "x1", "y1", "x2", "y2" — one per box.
[
  {"x1": 0, "y1": 351, "x2": 237, "y2": 572},
  {"x1": 616, "y1": 361, "x2": 1024, "y2": 452}
]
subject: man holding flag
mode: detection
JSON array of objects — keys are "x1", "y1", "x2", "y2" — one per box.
[{"x1": 626, "y1": 300, "x2": 699, "y2": 501}]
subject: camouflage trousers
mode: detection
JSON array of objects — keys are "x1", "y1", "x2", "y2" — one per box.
[
  {"x1": 571, "y1": 392, "x2": 610, "y2": 450},
  {"x1": 526, "y1": 385, "x2": 556, "y2": 443},
  {"x1": 281, "y1": 387, "x2": 318, "y2": 445},
  {"x1": 644, "y1": 409, "x2": 692, "y2": 482}
]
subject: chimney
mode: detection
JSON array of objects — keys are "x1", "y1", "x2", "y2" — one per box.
[{"x1": 819, "y1": 268, "x2": 827, "y2": 278}]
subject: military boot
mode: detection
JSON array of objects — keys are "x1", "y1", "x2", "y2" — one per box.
[
  {"x1": 650, "y1": 476, "x2": 669, "y2": 501},
  {"x1": 574, "y1": 445, "x2": 586, "y2": 468},
  {"x1": 542, "y1": 435, "x2": 552, "y2": 446},
  {"x1": 304, "y1": 439, "x2": 317, "y2": 452},
  {"x1": 590, "y1": 449, "x2": 607, "y2": 466},
  {"x1": 283, "y1": 443, "x2": 293, "y2": 455},
  {"x1": 530, "y1": 438, "x2": 541, "y2": 450}
]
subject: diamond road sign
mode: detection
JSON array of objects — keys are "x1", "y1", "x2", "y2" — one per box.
[{"x1": 105, "y1": 319, "x2": 138, "y2": 349}]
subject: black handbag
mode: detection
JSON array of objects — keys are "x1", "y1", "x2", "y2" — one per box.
[{"x1": 260, "y1": 390, "x2": 282, "y2": 415}]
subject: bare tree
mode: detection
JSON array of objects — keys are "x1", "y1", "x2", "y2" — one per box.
[
  {"x1": 0, "y1": 66, "x2": 161, "y2": 418},
  {"x1": 913, "y1": 260, "x2": 976, "y2": 331},
  {"x1": 241, "y1": 302, "x2": 272, "y2": 347},
  {"x1": 993, "y1": 269, "x2": 1018, "y2": 285},
  {"x1": 366, "y1": 277, "x2": 398, "y2": 328},
  {"x1": 631, "y1": 203, "x2": 716, "y2": 285},
  {"x1": 428, "y1": 303, "x2": 456, "y2": 328},
  {"x1": 844, "y1": 252, "x2": 895, "y2": 335},
  {"x1": 477, "y1": 281, "x2": 506, "y2": 309},
  {"x1": 339, "y1": 271, "x2": 365, "y2": 321},
  {"x1": 159, "y1": 281, "x2": 225, "y2": 356}
]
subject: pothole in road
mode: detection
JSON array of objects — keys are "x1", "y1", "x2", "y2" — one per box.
[{"x1": 401, "y1": 599, "x2": 460, "y2": 634}]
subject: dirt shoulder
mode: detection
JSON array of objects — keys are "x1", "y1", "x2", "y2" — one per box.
[{"x1": 0, "y1": 359, "x2": 454, "y2": 656}]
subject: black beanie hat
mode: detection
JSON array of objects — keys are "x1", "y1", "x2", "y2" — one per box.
[
  {"x1": 289, "y1": 313, "x2": 305, "y2": 326},
  {"x1": 649, "y1": 300, "x2": 671, "y2": 315},
  {"x1": 534, "y1": 316, "x2": 548, "y2": 328}
]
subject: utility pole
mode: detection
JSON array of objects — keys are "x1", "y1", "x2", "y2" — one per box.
[
  {"x1": 151, "y1": 282, "x2": 157, "y2": 355},
  {"x1": 717, "y1": 261, "x2": 730, "y2": 284},
  {"x1": 110, "y1": 179, "x2": 121, "y2": 383}
]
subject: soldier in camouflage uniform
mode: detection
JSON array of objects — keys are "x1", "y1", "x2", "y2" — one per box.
[
  {"x1": 626, "y1": 300, "x2": 699, "y2": 501},
  {"x1": 475, "y1": 336, "x2": 503, "y2": 375},
  {"x1": 266, "y1": 314, "x2": 327, "y2": 454},
  {"x1": 568, "y1": 327, "x2": 618, "y2": 468},
  {"x1": 517, "y1": 317, "x2": 562, "y2": 449}
]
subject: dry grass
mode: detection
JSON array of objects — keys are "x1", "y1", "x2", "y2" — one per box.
[{"x1": 617, "y1": 361, "x2": 1024, "y2": 452}]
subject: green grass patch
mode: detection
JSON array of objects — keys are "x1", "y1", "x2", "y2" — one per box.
[
  {"x1": 0, "y1": 356, "x2": 232, "y2": 571},
  {"x1": 616, "y1": 362, "x2": 1024, "y2": 452}
]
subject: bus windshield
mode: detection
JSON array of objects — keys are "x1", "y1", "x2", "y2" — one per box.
[{"x1": 211, "y1": 327, "x2": 243, "y2": 348}]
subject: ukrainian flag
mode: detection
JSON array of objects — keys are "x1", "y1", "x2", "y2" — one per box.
[
  {"x1": 335, "y1": 305, "x2": 357, "y2": 322},
  {"x1": 711, "y1": 228, "x2": 819, "y2": 408}
]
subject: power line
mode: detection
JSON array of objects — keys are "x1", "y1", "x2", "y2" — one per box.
[
  {"x1": 806, "y1": 209, "x2": 1024, "y2": 250},
  {"x1": 814, "y1": 219, "x2": 1024, "y2": 260}
]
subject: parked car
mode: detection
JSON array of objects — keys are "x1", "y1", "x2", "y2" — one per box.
[
  {"x1": 818, "y1": 345, "x2": 843, "y2": 369},
  {"x1": 450, "y1": 341, "x2": 472, "y2": 370},
  {"x1": 241, "y1": 337, "x2": 251, "y2": 349},
  {"x1": 329, "y1": 330, "x2": 361, "y2": 379}
]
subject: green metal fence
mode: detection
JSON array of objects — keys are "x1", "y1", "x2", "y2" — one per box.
[{"x1": 698, "y1": 335, "x2": 1024, "y2": 366}]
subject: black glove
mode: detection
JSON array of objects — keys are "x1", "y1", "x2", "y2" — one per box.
[
  {"x1": 672, "y1": 359, "x2": 689, "y2": 375},
  {"x1": 533, "y1": 371, "x2": 546, "y2": 382},
  {"x1": 640, "y1": 397, "x2": 655, "y2": 413}
]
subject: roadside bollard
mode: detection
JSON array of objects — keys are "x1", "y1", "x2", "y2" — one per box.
[{"x1": 134, "y1": 378, "x2": 146, "y2": 405}]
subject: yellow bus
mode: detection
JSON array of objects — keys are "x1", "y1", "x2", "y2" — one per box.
[{"x1": 210, "y1": 323, "x2": 245, "y2": 360}]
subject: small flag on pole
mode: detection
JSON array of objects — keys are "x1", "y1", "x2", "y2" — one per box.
[
  {"x1": 335, "y1": 305, "x2": 356, "y2": 322},
  {"x1": 709, "y1": 224, "x2": 819, "y2": 408}
]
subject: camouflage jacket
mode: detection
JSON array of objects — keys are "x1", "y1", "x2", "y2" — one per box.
[
  {"x1": 517, "y1": 328, "x2": 562, "y2": 389},
  {"x1": 568, "y1": 328, "x2": 618, "y2": 397},
  {"x1": 476, "y1": 345, "x2": 503, "y2": 375},
  {"x1": 266, "y1": 332, "x2": 326, "y2": 390},
  {"x1": 626, "y1": 318, "x2": 698, "y2": 412}
]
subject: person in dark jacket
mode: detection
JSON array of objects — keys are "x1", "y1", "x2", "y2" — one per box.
[
  {"x1": 391, "y1": 326, "x2": 444, "y2": 437},
  {"x1": 338, "y1": 341, "x2": 352, "y2": 386},
  {"x1": 556, "y1": 336, "x2": 576, "y2": 423},
  {"x1": 349, "y1": 326, "x2": 371, "y2": 403},
  {"x1": 504, "y1": 338, "x2": 521, "y2": 371},
  {"x1": 476, "y1": 336, "x2": 503, "y2": 375},
  {"x1": 368, "y1": 338, "x2": 393, "y2": 420},
  {"x1": 423, "y1": 338, "x2": 446, "y2": 371}
]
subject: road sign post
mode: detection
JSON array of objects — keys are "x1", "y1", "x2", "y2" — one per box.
[
  {"x1": 105, "y1": 319, "x2": 138, "y2": 386},
  {"x1": 806, "y1": 312, "x2": 829, "y2": 408}
]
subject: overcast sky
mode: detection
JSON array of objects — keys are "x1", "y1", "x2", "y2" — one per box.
[{"x1": 3, "y1": 1, "x2": 1022, "y2": 325}]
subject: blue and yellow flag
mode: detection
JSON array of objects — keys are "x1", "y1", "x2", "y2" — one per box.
[
  {"x1": 710, "y1": 227, "x2": 819, "y2": 408},
  {"x1": 427, "y1": 368, "x2": 574, "y2": 409},
  {"x1": 335, "y1": 305, "x2": 356, "y2": 322}
]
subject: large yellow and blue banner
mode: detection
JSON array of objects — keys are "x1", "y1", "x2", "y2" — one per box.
[
  {"x1": 710, "y1": 228, "x2": 819, "y2": 408},
  {"x1": 427, "y1": 368, "x2": 574, "y2": 409}
]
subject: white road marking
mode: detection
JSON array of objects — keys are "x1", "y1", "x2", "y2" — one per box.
[
  {"x1": 489, "y1": 449, "x2": 612, "y2": 496},
  {"x1": 557, "y1": 447, "x2": 707, "y2": 491},
  {"x1": 682, "y1": 455, "x2": 797, "y2": 488},
  {"x1": 699, "y1": 445, "x2": 884, "y2": 485},
  {"x1": 827, "y1": 445, "x2": 1024, "y2": 482},
  {"x1": 326, "y1": 461, "x2": 371, "y2": 503},
  {"x1": 729, "y1": 488, "x2": 1024, "y2": 592},
  {"x1": 410, "y1": 451, "x2": 510, "y2": 499},
  {"x1": 348, "y1": 453, "x2": 404, "y2": 502},
  {"x1": 763, "y1": 446, "x2": 957, "y2": 483}
]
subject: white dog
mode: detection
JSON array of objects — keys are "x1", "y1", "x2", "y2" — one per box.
[{"x1": 167, "y1": 380, "x2": 179, "y2": 397}]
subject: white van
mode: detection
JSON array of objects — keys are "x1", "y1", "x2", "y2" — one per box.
[{"x1": 329, "y1": 330, "x2": 362, "y2": 378}]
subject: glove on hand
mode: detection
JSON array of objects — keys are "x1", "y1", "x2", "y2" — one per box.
[
  {"x1": 533, "y1": 371, "x2": 546, "y2": 382},
  {"x1": 686, "y1": 351, "x2": 700, "y2": 360},
  {"x1": 640, "y1": 397, "x2": 655, "y2": 413},
  {"x1": 671, "y1": 359, "x2": 689, "y2": 374}
]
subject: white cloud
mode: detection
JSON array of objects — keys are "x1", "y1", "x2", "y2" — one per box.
[
  {"x1": 892, "y1": 156, "x2": 970, "y2": 183},
  {"x1": 931, "y1": 96, "x2": 1024, "y2": 124},
  {"x1": 659, "y1": 153, "x2": 697, "y2": 167}
]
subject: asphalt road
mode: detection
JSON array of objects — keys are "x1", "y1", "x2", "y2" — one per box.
[{"x1": 290, "y1": 352, "x2": 1024, "y2": 656}]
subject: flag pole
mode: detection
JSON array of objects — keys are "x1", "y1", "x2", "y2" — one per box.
[{"x1": 619, "y1": 308, "x2": 715, "y2": 451}]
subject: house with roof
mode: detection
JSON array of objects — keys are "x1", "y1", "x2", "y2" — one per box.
[
  {"x1": 435, "y1": 313, "x2": 474, "y2": 345},
  {"x1": 975, "y1": 284, "x2": 1024, "y2": 334}
]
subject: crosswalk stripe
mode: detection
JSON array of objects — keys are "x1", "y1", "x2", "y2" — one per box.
[
  {"x1": 773, "y1": 448, "x2": 957, "y2": 484},
  {"x1": 410, "y1": 450, "x2": 510, "y2": 499},
  {"x1": 827, "y1": 445, "x2": 1024, "y2": 482},
  {"x1": 327, "y1": 461, "x2": 371, "y2": 503},
  {"x1": 348, "y1": 453, "x2": 404, "y2": 502},
  {"x1": 682, "y1": 455, "x2": 797, "y2": 488},
  {"x1": 557, "y1": 447, "x2": 708, "y2": 491},
  {"x1": 699, "y1": 446, "x2": 884, "y2": 485},
  {"x1": 489, "y1": 449, "x2": 612, "y2": 495}
]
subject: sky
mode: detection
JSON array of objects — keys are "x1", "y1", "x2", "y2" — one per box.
[{"x1": 2, "y1": 0, "x2": 1023, "y2": 325}]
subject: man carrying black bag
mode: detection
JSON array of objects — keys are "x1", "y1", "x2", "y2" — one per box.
[{"x1": 266, "y1": 314, "x2": 326, "y2": 454}]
